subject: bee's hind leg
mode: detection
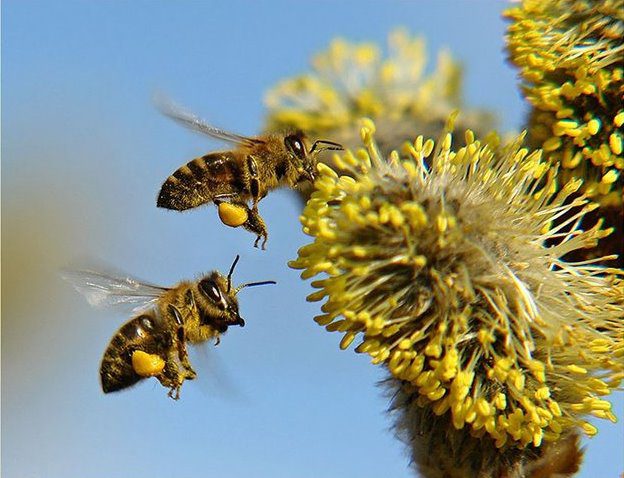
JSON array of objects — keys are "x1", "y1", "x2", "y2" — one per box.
[
  {"x1": 214, "y1": 197, "x2": 268, "y2": 250},
  {"x1": 246, "y1": 206, "x2": 268, "y2": 250},
  {"x1": 158, "y1": 358, "x2": 185, "y2": 400},
  {"x1": 159, "y1": 346, "x2": 196, "y2": 400},
  {"x1": 167, "y1": 384, "x2": 181, "y2": 400}
]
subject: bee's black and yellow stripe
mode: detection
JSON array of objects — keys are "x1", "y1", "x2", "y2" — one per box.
[
  {"x1": 157, "y1": 152, "x2": 247, "y2": 211},
  {"x1": 100, "y1": 315, "x2": 170, "y2": 393}
]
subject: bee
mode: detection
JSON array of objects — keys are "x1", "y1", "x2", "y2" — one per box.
[
  {"x1": 64, "y1": 256, "x2": 275, "y2": 399},
  {"x1": 155, "y1": 98, "x2": 342, "y2": 249}
]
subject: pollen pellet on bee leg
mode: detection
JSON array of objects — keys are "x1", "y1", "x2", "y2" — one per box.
[
  {"x1": 132, "y1": 350, "x2": 165, "y2": 377},
  {"x1": 218, "y1": 202, "x2": 249, "y2": 228}
]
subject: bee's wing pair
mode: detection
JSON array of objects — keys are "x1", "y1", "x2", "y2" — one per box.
[
  {"x1": 62, "y1": 269, "x2": 168, "y2": 313},
  {"x1": 153, "y1": 95, "x2": 264, "y2": 148}
]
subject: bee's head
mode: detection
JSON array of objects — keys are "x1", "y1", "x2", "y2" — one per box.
[
  {"x1": 196, "y1": 272, "x2": 242, "y2": 329},
  {"x1": 195, "y1": 255, "x2": 276, "y2": 331},
  {"x1": 284, "y1": 132, "x2": 342, "y2": 183}
]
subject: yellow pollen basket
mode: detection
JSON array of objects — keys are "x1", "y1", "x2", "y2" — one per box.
[
  {"x1": 218, "y1": 202, "x2": 249, "y2": 227},
  {"x1": 132, "y1": 350, "x2": 166, "y2": 377}
]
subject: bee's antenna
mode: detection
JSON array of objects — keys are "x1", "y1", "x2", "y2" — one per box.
[
  {"x1": 235, "y1": 280, "x2": 277, "y2": 294},
  {"x1": 227, "y1": 255, "x2": 240, "y2": 294},
  {"x1": 309, "y1": 140, "x2": 344, "y2": 154}
]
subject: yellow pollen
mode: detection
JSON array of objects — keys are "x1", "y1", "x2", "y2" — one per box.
[
  {"x1": 132, "y1": 351, "x2": 165, "y2": 377},
  {"x1": 218, "y1": 202, "x2": 248, "y2": 228}
]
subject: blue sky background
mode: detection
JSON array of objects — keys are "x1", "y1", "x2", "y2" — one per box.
[{"x1": 2, "y1": 1, "x2": 621, "y2": 477}]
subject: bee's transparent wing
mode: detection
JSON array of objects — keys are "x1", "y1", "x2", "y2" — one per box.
[
  {"x1": 62, "y1": 269, "x2": 168, "y2": 313},
  {"x1": 153, "y1": 94, "x2": 264, "y2": 147}
]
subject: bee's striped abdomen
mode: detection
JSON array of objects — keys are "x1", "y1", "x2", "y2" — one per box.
[
  {"x1": 157, "y1": 152, "x2": 247, "y2": 211},
  {"x1": 100, "y1": 315, "x2": 167, "y2": 393}
]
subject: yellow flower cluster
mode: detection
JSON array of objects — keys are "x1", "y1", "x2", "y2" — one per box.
[
  {"x1": 291, "y1": 119, "x2": 624, "y2": 450},
  {"x1": 265, "y1": 29, "x2": 493, "y2": 156},
  {"x1": 506, "y1": 0, "x2": 624, "y2": 204}
]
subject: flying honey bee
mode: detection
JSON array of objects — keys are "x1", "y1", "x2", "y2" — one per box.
[
  {"x1": 64, "y1": 256, "x2": 275, "y2": 399},
  {"x1": 155, "y1": 98, "x2": 342, "y2": 249}
]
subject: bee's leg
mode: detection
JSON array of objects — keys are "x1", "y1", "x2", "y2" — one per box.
[
  {"x1": 246, "y1": 155, "x2": 261, "y2": 210},
  {"x1": 215, "y1": 197, "x2": 268, "y2": 249},
  {"x1": 167, "y1": 305, "x2": 197, "y2": 380},
  {"x1": 245, "y1": 206, "x2": 268, "y2": 250},
  {"x1": 158, "y1": 355, "x2": 184, "y2": 400},
  {"x1": 215, "y1": 195, "x2": 248, "y2": 229},
  {"x1": 168, "y1": 387, "x2": 180, "y2": 400},
  {"x1": 184, "y1": 289, "x2": 196, "y2": 311}
]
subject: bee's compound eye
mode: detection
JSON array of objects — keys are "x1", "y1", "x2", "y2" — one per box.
[
  {"x1": 293, "y1": 139, "x2": 303, "y2": 154},
  {"x1": 285, "y1": 135, "x2": 305, "y2": 158},
  {"x1": 199, "y1": 279, "x2": 222, "y2": 304}
]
